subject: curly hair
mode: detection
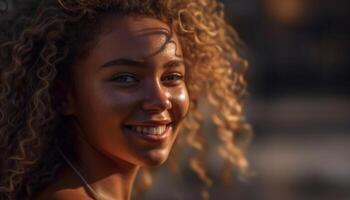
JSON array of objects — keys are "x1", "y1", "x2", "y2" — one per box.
[{"x1": 0, "y1": 0, "x2": 252, "y2": 199}]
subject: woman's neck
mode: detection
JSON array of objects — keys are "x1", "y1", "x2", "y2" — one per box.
[
  {"x1": 59, "y1": 116, "x2": 139, "y2": 200},
  {"x1": 71, "y1": 133, "x2": 139, "y2": 200}
]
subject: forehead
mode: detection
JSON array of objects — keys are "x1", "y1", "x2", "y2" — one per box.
[{"x1": 93, "y1": 16, "x2": 181, "y2": 60}]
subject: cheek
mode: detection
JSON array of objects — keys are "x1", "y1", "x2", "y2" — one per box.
[
  {"x1": 170, "y1": 86, "x2": 190, "y2": 120},
  {"x1": 73, "y1": 83, "x2": 140, "y2": 136},
  {"x1": 102, "y1": 87, "x2": 140, "y2": 114}
]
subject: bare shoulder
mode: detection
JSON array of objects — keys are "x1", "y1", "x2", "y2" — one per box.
[
  {"x1": 35, "y1": 167, "x2": 90, "y2": 200},
  {"x1": 36, "y1": 188, "x2": 89, "y2": 200}
]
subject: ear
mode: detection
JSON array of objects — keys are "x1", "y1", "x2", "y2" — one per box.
[{"x1": 54, "y1": 80, "x2": 76, "y2": 115}]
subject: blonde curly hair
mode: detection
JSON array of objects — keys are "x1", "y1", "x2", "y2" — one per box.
[{"x1": 0, "y1": 0, "x2": 252, "y2": 199}]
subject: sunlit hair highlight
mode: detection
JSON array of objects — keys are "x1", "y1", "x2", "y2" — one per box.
[{"x1": 0, "y1": 0, "x2": 252, "y2": 199}]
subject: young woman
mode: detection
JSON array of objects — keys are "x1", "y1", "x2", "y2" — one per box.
[{"x1": 0, "y1": 0, "x2": 251, "y2": 199}]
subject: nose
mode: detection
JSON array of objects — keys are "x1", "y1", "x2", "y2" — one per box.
[{"x1": 142, "y1": 80, "x2": 172, "y2": 113}]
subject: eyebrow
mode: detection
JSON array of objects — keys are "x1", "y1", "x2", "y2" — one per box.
[
  {"x1": 99, "y1": 57, "x2": 184, "y2": 70},
  {"x1": 100, "y1": 58, "x2": 144, "y2": 69}
]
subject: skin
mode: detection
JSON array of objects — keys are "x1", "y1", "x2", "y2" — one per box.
[{"x1": 36, "y1": 16, "x2": 190, "y2": 200}]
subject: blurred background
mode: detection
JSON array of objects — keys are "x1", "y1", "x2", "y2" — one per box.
[
  {"x1": 2, "y1": 0, "x2": 350, "y2": 200},
  {"x1": 228, "y1": 0, "x2": 350, "y2": 199}
]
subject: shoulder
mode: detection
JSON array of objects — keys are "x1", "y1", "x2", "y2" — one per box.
[
  {"x1": 35, "y1": 167, "x2": 91, "y2": 200},
  {"x1": 36, "y1": 188, "x2": 89, "y2": 200}
]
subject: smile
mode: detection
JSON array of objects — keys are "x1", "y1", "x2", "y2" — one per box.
[
  {"x1": 123, "y1": 124, "x2": 172, "y2": 141},
  {"x1": 128, "y1": 125, "x2": 167, "y2": 135}
]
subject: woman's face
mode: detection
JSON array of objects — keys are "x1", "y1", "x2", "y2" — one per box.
[{"x1": 65, "y1": 16, "x2": 190, "y2": 167}]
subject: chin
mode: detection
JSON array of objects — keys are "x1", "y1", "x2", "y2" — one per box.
[{"x1": 139, "y1": 149, "x2": 170, "y2": 167}]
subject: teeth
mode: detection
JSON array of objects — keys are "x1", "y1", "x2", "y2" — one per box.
[{"x1": 130, "y1": 125, "x2": 167, "y2": 135}]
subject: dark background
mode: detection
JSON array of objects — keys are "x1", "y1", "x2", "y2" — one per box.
[{"x1": 2, "y1": 0, "x2": 350, "y2": 200}]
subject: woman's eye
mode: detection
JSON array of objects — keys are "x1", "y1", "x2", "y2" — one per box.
[
  {"x1": 111, "y1": 74, "x2": 138, "y2": 85},
  {"x1": 162, "y1": 73, "x2": 184, "y2": 83}
]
